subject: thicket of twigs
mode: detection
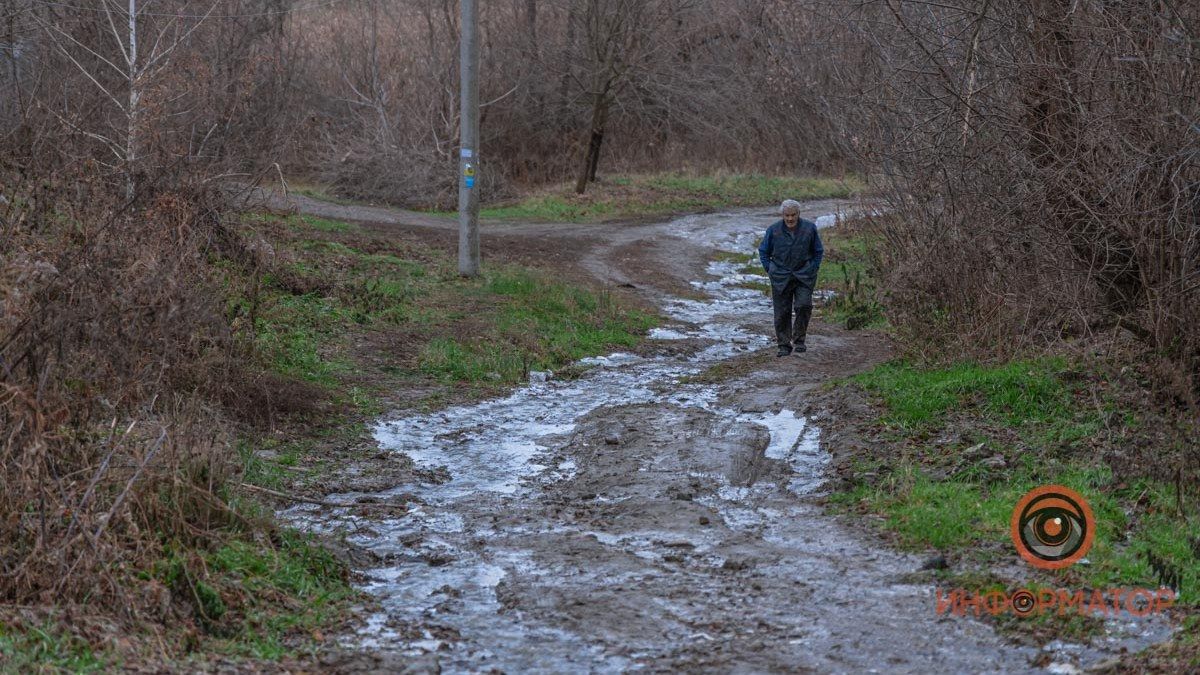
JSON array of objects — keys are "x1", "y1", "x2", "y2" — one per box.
[
  {"x1": 0, "y1": 0, "x2": 301, "y2": 622},
  {"x1": 3, "y1": 0, "x2": 856, "y2": 204},
  {"x1": 813, "y1": 1, "x2": 1200, "y2": 413},
  {"x1": 2, "y1": 171, "x2": 237, "y2": 614},
  {"x1": 286, "y1": 0, "x2": 855, "y2": 206}
]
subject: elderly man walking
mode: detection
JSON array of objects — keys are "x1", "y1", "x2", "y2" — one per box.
[{"x1": 758, "y1": 199, "x2": 823, "y2": 356}]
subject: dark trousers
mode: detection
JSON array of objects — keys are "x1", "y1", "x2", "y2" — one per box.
[{"x1": 771, "y1": 276, "x2": 813, "y2": 348}]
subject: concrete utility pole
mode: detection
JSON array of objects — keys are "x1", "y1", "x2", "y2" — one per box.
[{"x1": 457, "y1": 0, "x2": 480, "y2": 276}]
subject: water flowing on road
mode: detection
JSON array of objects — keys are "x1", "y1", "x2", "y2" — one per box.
[{"x1": 286, "y1": 208, "x2": 1169, "y2": 673}]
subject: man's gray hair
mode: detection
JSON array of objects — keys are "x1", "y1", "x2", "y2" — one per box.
[{"x1": 780, "y1": 199, "x2": 802, "y2": 214}]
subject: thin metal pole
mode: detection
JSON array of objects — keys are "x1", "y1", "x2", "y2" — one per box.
[{"x1": 457, "y1": 0, "x2": 480, "y2": 277}]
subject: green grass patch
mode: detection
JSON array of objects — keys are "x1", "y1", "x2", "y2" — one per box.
[
  {"x1": 820, "y1": 225, "x2": 874, "y2": 260},
  {"x1": 831, "y1": 356, "x2": 1199, "y2": 609},
  {"x1": 144, "y1": 532, "x2": 355, "y2": 661},
  {"x1": 851, "y1": 358, "x2": 1076, "y2": 431},
  {"x1": 434, "y1": 172, "x2": 864, "y2": 223},
  {"x1": 835, "y1": 461, "x2": 1113, "y2": 551},
  {"x1": 241, "y1": 212, "x2": 357, "y2": 233},
  {"x1": 254, "y1": 294, "x2": 353, "y2": 386},
  {"x1": 298, "y1": 215, "x2": 357, "y2": 233},
  {"x1": 0, "y1": 622, "x2": 110, "y2": 673},
  {"x1": 419, "y1": 337, "x2": 528, "y2": 383},
  {"x1": 478, "y1": 195, "x2": 618, "y2": 221},
  {"x1": 734, "y1": 279, "x2": 770, "y2": 295},
  {"x1": 418, "y1": 267, "x2": 656, "y2": 383},
  {"x1": 298, "y1": 241, "x2": 358, "y2": 256},
  {"x1": 837, "y1": 460, "x2": 1198, "y2": 603},
  {"x1": 232, "y1": 211, "x2": 659, "y2": 400},
  {"x1": 360, "y1": 252, "x2": 425, "y2": 273},
  {"x1": 819, "y1": 259, "x2": 868, "y2": 291},
  {"x1": 710, "y1": 250, "x2": 754, "y2": 265},
  {"x1": 237, "y1": 438, "x2": 307, "y2": 491},
  {"x1": 1085, "y1": 482, "x2": 1200, "y2": 605},
  {"x1": 204, "y1": 533, "x2": 354, "y2": 660}
]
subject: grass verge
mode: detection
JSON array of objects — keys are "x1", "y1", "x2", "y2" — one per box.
[
  {"x1": 823, "y1": 356, "x2": 1198, "y2": 651},
  {"x1": 426, "y1": 172, "x2": 865, "y2": 223},
  {"x1": 816, "y1": 222, "x2": 885, "y2": 329},
  {"x1": 825, "y1": 357, "x2": 1200, "y2": 648},
  {"x1": 809, "y1": 207, "x2": 1197, "y2": 662},
  {"x1": 418, "y1": 268, "x2": 654, "y2": 383},
  {"x1": 229, "y1": 211, "x2": 657, "y2": 395},
  {"x1": 0, "y1": 531, "x2": 355, "y2": 671},
  {"x1": 197, "y1": 533, "x2": 355, "y2": 660},
  {"x1": 0, "y1": 623, "x2": 109, "y2": 673}
]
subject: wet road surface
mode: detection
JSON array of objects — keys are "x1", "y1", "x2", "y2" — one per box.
[{"x1": 286, "y1": 207, "x2": 1168, "y2": 674}]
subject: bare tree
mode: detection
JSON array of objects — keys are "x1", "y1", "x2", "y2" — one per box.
[{"x1": 34, "y1": 0, "x2": 220, "y2": 196}]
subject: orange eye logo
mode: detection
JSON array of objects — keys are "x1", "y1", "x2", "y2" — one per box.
[{"x1": 1011, "y1": 485, "x2": 1095, "y2": 570}]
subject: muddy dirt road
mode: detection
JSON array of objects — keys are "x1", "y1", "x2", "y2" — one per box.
[{"x1": 268, "y1": 197, "x2": 1151, "y2": 673}]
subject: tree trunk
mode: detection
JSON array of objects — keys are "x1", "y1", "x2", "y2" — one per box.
[
  {"x1": 6, "y1": 11, "x2": 22, "y2": 117},
  {"x1": 586, "y1": 128, "x2": 603, "y2": 183},
  {"x1": 125, "y1": 0, "x2": 139, "y2": 200},
  {"x1": 525, "y1": 0, "x2": 537, "y2": 57},
  {"x1": 1025, "y1": 0, "x2": 1141, "y2": 314},
  {"x1": 575, "y1": 90, "x2": 608, "y2": 194},
  {"x1": 558, "y1": 3, "x2": 576, "y2": 118},
  {"x1": 959, "y1": 0, "x2": 989, "y2": 147}
]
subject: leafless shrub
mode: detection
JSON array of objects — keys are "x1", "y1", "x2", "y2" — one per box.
[
  {"x1": 1, "y1": 0, "x2": 302, "y2": 196},
  {"x1": 0, "y1": 0, "x2": 324, "y2": 639},
  {"x1": 281, "y1": 0, "x2": 854, "y2": 206},
  {"x1": 809, "y1": 0, "x2": 1200, "y2": 406},
  {"x1": 0, "y1": 170, "x2": 295, "y2": 615}
]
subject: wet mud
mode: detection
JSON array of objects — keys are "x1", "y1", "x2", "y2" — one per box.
[{"x1": 285, "y1": 205, "x2": 1169, "y2": 673}]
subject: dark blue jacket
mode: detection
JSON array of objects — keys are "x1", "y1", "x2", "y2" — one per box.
[{"x1": 758, "y1": 218, "x2": 823, "y2": 287}]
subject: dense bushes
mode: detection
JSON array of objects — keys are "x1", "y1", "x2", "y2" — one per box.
[
  {"x1": 836, "y1": 0, "x2": 1200, "y2": 408},
  {"x1": 0, "y1": 169, "x2": 284, "y2": 617}
]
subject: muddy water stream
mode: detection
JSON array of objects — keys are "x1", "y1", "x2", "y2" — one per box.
[{"x1": 288, "y1": 208, "x2": 1169, "y2": 673}]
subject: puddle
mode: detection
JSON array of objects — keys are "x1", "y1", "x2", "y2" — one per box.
[{"x1": 286, "y1": 207, "x2": 1173, "y2": 673}]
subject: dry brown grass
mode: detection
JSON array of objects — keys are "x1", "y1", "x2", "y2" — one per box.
[{"x1": 0, "y1": 165, "x2": 304, "y2": 620}]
